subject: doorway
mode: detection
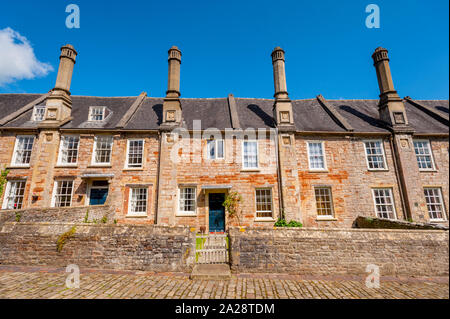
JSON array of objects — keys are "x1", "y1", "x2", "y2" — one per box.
[
  {"x1": 88, "y1": 180, "x2": 109, "y2": 206},
  {"x1": 208, "y1": 193, "x2": 225, "y2": 233}
]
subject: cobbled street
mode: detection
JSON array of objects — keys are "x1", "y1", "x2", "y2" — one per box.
[{"x1": 0, "y1": 265, "x2": 448, "y2": 299}]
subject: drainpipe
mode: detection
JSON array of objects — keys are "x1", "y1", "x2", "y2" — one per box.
[
  {"x1": 274, "y1": 128, "x2": 285, "y2": 220},
  {"x1": 389, "y1": 135, "x2": 411, "y2": 221},
  {"x1": 154, "y1": 131, "x2": 162, "y2": 224}
]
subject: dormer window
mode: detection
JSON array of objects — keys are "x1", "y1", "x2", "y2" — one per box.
[
  {"x1": 89, "y1": 106, "x2": 106, "y2": 121},
  {"x1": 32, "y1": 105, "x2": 46, "y2": 122}
]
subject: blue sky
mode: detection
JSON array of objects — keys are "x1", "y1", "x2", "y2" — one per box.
[{"x1": 0, "y1": 0, "x2": 448, "y2": 99}]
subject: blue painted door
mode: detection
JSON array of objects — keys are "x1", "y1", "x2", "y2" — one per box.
[
  {"x1": 89, "y1": 188, "x2": 108, "y2": 205},
  {"x1": 209, "y1": 193, "x2": 225, "y2": 233}
]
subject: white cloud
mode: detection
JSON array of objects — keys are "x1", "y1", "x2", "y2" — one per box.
[{"x1": 0, "y1": 27, "x2": 53, "y2": 86}]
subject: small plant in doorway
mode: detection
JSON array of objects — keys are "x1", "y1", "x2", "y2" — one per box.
[{"x1": 223, "y1": 191, "x2": 243, "y2": 227}]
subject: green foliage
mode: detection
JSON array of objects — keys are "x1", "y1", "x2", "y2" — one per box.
[
  {"x1": 101, "y1": 215, "x2": 108, "y2": 224},
  {"x1": 407, "y1": 217, "x2": 414, "y2": 223},
  {"x1": 113, "y1": 219, "x2": 117, "y2": 224},
  {"x1": 83, "y1": 209, "x2": 89, "y2": 223},
  {"x1": 223, "y1": 191, "x2": 243, "y2": 226},
  {"x1": 274, "y1": 218, "x2": 303, "y2": 228},
  {"x1": 15, "y1": 212, "x2": 21, "y2": 222},
  {"x1": 0, "y1": 168, "x2": 9, "y2": 198},
  {"x1": 56, "y1": 226, "x2": 76, "y2": 253}
]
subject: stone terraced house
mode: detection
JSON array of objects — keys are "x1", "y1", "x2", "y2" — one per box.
[{"x1": 0, "y1": 44, "x2": 448, "y2": 230}]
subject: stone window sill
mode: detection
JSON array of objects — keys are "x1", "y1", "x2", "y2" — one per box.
[
  {"x1": 255, "y1": 218, "x2": 276, "y2": 222},
  {"x1": 367, "y1": 169, "x2": 389, "y2": 172},
  {"x1": 126, "y1": 214, "x2": 148, "y2": 218},
  {"x1": 429, "y1": 219, "x2": 447, "y2": 223},
  {"x1": 88, "y1": 165, "x2": 112, "y2": 168},
  {"x1": 176, "y1": 213, "x2": 197, "y2": 217},
  {"x1": 55, "y1": 164, "x2": 78, "y2": 168},
  {"x1": 419, "y1": 169, "x2": 438, "y2": 173},
  {"x1": 123, "y1": 168, "x2": 144, "y2": 171},
  {"x1": 316, "y1": 217, "x2": 337, "y2": 221},
  {"x1": 241, "y1": 168, "x2": 260, "y2": 172},
  {"x1": 7, "y1": 165, "x2": 30, "y2": 169},
  {"x1": 308, "y1": 169, "x2": 328, "y2": 173}
]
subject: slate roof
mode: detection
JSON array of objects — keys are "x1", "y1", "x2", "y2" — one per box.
[{"x1": 0, "y1": 93, "x2": 448, "y2": 134}]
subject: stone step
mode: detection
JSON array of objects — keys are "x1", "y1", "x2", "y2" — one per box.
[{"x1": 190, "y1": 264, "x2": 231, "y2": 280}]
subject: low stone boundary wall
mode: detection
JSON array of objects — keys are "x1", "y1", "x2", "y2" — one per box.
[
  {"x1": 354, "y1": 216, "x2": 449, "y2": 230},
  {"x1": 0, "y1": 206, "x2": 113, "y2": 226},
  {"x1": 0, "y1": 222, "x2": 195, "y2": 272},
  {"x1": 229, "y1": 227, "x2": 449, "y2": 277}
]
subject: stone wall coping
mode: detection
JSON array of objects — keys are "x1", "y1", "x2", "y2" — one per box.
[
  {"x1": 1, "y1": 221, "x2": 192, "y2": 232},
  {"x1": 228, "y1": 226, "x2": 449, "y2": 234},
  {"x1": 0, "y1": 205, "x2": 109, "y2": 214}
]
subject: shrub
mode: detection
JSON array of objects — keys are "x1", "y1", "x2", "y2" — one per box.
[
  {"x1": 56, "y1": 226, "x2": 76, "y2": 253},
  {"x1": 274, "y1": 218, "x2": 302, "y2": 228}
]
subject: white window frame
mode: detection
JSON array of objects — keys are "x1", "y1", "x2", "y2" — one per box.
[
  {"x1": 255, "y1": 188, "x2": 274, "y2": 221},
  {"x1": 424, "y1": 187, "x2": 447, "y2": 222},
  {"x1": 1, "y1": 180, "x2": 26, "y2": 210},
  {"x1": 57, "y1": 135, "x2": 80, "y2": 166},
  {"x1": 51, "y1": 180, "x2": 74, "y2": 208},
  {"x1": 11, "y1": 135, "x2": 35, "y2": 167},
  {"x1": 207, "y1": 139, "x2": 225, "y2": 160},
  {"x1": 88, "y1": 106, "x2": 106, "y2": 122},
  {"x1": 177, "y1": 186, "x2": 197, "y2": 216},
  {"x1": 242, "y1": 140, "x2": 259, "y2": 170},
  {"x1": 127, "y1": 186, "x2": 148, "y2": 217},
  {"x1": 91, "y1": 135, "x2": 114, "y2": 166},
  {"x1": 32, "y1": 105, "x2": 46, "y2": 122},
  {"x1": 363, "y1": 139, "x2": 388, "y2": 171},
  {"x1": 314, "y1": 186, "x2": 335, "y2": 219},
  {"x1": 413, "y1": 140, "x2": 436, "y2": 171},
  {"x1": 372, "y1": 188, "x2": 397, "y2": 220},
  {"x1": 125, "y1": 139, "x2": 145, "y2": 169},
  {"x1": 307, "y1": 141, "x2": 327, "y2": 171}
]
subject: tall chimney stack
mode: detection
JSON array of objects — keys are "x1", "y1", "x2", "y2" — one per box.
[
  {"x1": 271, "y1": 47, "x2": 294, "y2": 128},
  {"x1": 43, "y1": 44, "x2": 77, "y2": 124},
  {"x1": 372, "y1": 47, "x2": 410, "y2": 130},
  {"x1": 162, "y1": 46, "x2": 182, "y2": 126}
]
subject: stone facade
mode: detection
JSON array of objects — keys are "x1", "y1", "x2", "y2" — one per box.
[
  {"x1": 229, "y1": 227, "x2": 449, "y2": 277},
  {"x1": 0, "y1": 44, "x2": 448, "y2": 230}
]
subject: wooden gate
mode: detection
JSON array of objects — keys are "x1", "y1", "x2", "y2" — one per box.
[{"x1": 196, "y1": 234, "x2": 229, "y2": 264}]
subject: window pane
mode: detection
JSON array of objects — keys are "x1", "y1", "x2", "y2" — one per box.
[
  {"x1": 256, "y1": 189, "x2": 273, "y2": 218},
  {"x1": 243, "y1": 141, "x2": 258, "y2": 168},
  {"x1": 414, "y1": 141, "x2": 433, "y2": 170},
  {"x1": 424, "y1": 188, "x2": 445, "y2": 220},
  {"x1": 207, "y1": 140, "x2": 215, "y2": 159},
  {"x1": 5, "y1": 180, "x2": 26, "y2": 210},
  {"x1": 130, "y1": 188, "x2": 147, "y2": 214},
  {"x1": 94, "y1": 136, "x2": 113, "y2": 164},
  {"x1": 217, "y1": 140, "x2": 224, "y2": 159},
  {"x1": 314, "y1": 187, "x2": 334, "y2": 216},
  {"x1": 179, "y1": 187, "x2": 196, "y2": 213},
  {"x1": 60, "y1": 136, "x2": 79, "y2": 164},
  {"x1": 373, "y1": 188, "x2": 395, "y2": 219},
  {"x1": 54, "y1": 181, "x2": 73, "y2": 207},
  {"x1": 14, "y1": 136, "x2": 34, "y2": 165},
  {"x1": 127, "y1": 140, "x2": 143, "y2": 168},
  {"x1": 365, "y1": 141, "x2": 386, "y2": 169},
  {"x1": 308, "y1": 142, "x2": 325, "y2": 169}
]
